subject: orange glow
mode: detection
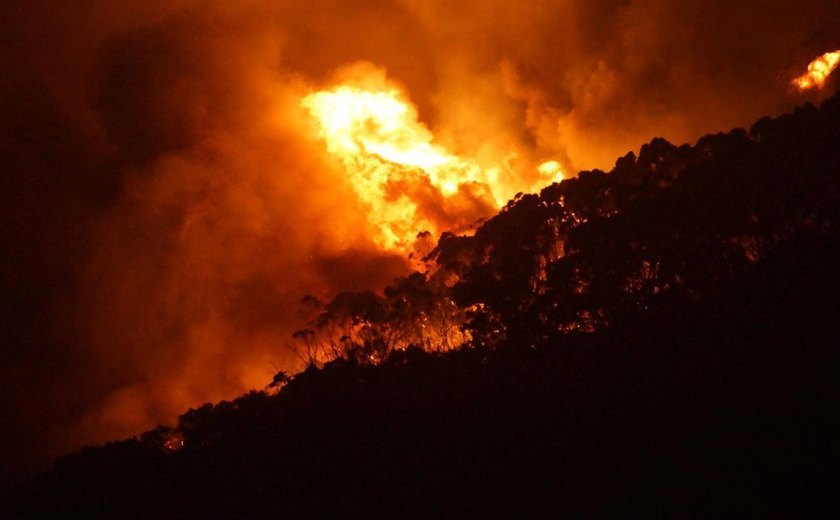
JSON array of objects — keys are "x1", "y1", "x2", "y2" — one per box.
[
  {"x1": 793, "y1": 50, "x2": 840, "y2": 91},
  {"x1": 538, "y1": 160, "x2": 564, "y2": 180},
  {"x1": 302, "y1": 75, "x2": 564, "y2": 253}
]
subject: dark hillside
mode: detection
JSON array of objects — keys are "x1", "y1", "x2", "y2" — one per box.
[{"x1": 6, "y1": 96, "x2": 840, "y2": 517}]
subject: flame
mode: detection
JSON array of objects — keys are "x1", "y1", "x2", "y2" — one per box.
[
  {"x1": 538, "y1": 160, "x2": 563, "y2": 178},
  {"x1": 793, "y1": 50, "x2": 840, "y2": 91},
  {"x1": 302, "y1": 76, "x2": 564, "y2": 253}
]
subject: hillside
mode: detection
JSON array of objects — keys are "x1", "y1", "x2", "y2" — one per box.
[{"x1": 6, "y1": 95, "x2": 840, "y2": 516}]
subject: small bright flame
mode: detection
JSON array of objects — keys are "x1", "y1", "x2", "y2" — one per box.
[
  {"x1": 303, "y1": 77, "x2": 567, "y2": 253},
  {"x1": 793, "y1": 50, "x2": 840, "y2": 91},
  {"x1": 538, "y1": 160, "x2": 565, "y2": 182}
]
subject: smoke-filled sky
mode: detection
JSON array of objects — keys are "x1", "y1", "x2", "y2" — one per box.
[{"x1": 1, "y1": 0, "x2": 837, "y2": 484}]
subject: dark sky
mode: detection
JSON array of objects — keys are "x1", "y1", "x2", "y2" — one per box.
[{"x1": 1, "y1": 0, "x2": 837, "y2": 486}]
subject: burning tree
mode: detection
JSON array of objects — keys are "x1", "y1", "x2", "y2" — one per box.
[
  {"x1": 290, "y1": 272, "x2": 469, "y2": 366},
  {"x1": 291, "y1": 93, "x2": 840, "y2": 363}
]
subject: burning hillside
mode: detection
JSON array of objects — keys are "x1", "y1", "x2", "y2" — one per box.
[
  {"x1": 1, "y1": 0, "x2": 838, "y2": 488},
  {"x1": 8, "y1": 90, "x2": 840, "y2": 517}
]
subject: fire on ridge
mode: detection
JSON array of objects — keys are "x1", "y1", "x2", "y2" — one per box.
[
  {"x1": 793, "y1": 50, "x2": 840, "y2": 91},
  {"x1": 301, "y1": 70, "x2": 564, "y2": 254}
]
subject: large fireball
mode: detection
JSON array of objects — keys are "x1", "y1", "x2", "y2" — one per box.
[{"x1": 302, "y1": 68, "x2": 564, "y2": 253}]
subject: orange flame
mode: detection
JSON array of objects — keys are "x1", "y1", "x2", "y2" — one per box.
[
  {"x1": 302, "y1": 73, "x2": 564, "y2": 253},
  {"x1": 793, "y1": 50, "x2": 840, "y2": 91}
]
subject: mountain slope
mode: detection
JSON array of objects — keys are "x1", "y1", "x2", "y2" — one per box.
[{"x1": 6, "y1": 96, "x2": 840, "y2": 517}]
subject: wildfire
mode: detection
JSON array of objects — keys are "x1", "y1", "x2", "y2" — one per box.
[
  {"x1": 302, "y1": 74, "x2": 564, "y2": 253},
  {"x1": 793, "y1": 50, "x2": 840, "y2": 91}
]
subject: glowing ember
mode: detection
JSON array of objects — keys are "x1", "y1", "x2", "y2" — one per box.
[
  {"x1": 793, "y1": 50, "x2": 840, "y2": 91},
  {"x1": 163, "y1": 432, "x2": 184, "y2": 452},
  {"x1": 302, "y1": 78, "x2": 564, "y2": 253}
]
